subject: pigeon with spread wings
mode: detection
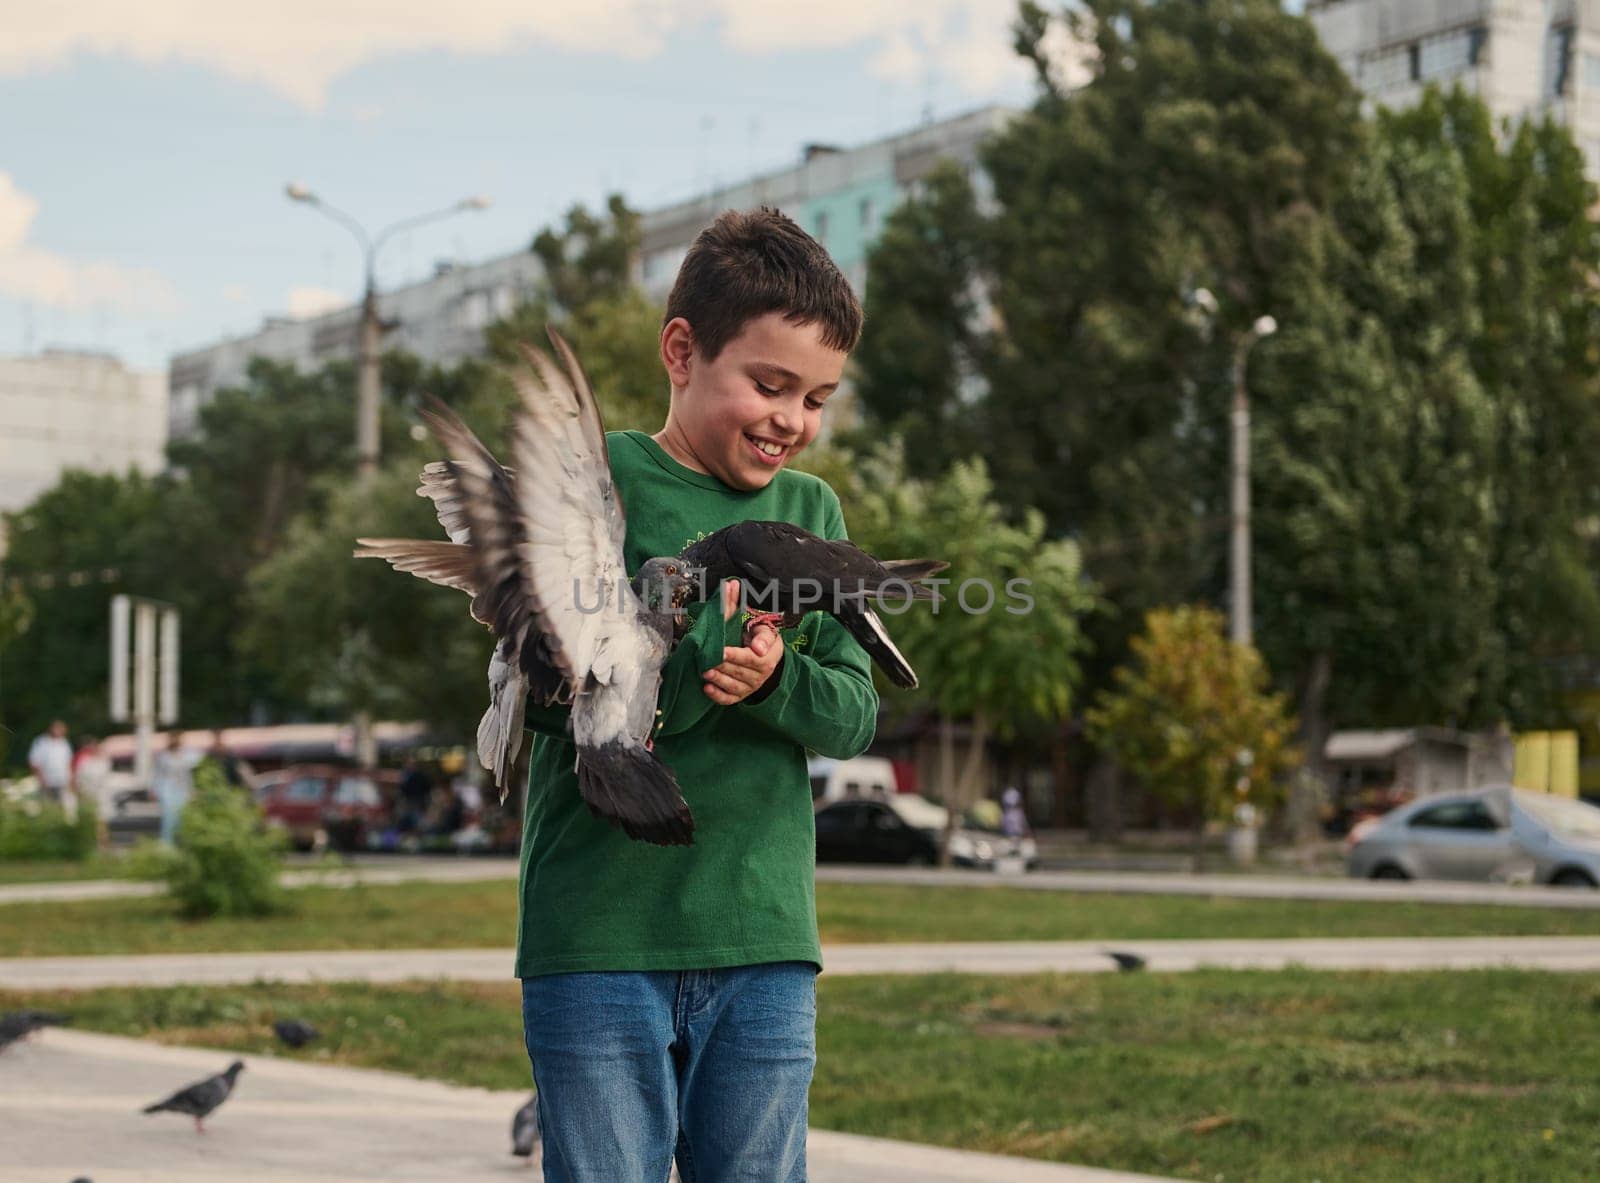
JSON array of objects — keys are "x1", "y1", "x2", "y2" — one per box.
[{"x1": 357, "y1": 329, "x2": 700, "y2": 846}]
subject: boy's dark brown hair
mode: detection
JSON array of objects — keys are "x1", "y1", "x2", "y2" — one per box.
[{"x1": 663, "y1": 206, "x2": 863, "y2": 362}]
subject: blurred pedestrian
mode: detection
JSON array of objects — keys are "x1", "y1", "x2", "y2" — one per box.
[
  {"x1": 1000, "y1": 786, "x2": 1031, "y2": 840},
  {"x1": 397, "y1": 757, "x2": 433, "y2": 834},
  {"x1": 71, "y1": 735, "x2": 112, "y2": 829},
  {"x1": 27, "y1": 720, "x2": 73, "y2": 808},
  {"x1": 152, "y1": 732, "x2": 202, "y2": 845},
  {"x1": 206, "y1": 730, "x2": 249, "y2": 789}
]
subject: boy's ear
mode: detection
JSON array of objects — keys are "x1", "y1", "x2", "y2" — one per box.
[{"x1": 661, "y1": 317, "x2": 696, "y2": 388}]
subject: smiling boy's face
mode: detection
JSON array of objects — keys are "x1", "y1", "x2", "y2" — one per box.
[{"x1": 657, "y1": 311, "x2": 847, "y2": 492}]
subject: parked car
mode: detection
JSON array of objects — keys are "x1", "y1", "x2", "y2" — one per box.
[
  {"x1": 814, "y1": 796, "x2": 1038, "y2": 870},
  {"x1": 1345, "y1": 785, "x2": 1600, "y2": 887},
  {"x1": 255, "y1": 764, "x2": 398, "y2": 852}
]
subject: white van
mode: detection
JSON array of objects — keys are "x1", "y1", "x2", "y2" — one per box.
[{"x1": 807, "y1": 756, "x2": 898, "y2": 805}]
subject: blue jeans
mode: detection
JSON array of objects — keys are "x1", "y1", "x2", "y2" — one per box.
[{"x1": 520, "y1": 962, "x2": 817, "y2": 1183}]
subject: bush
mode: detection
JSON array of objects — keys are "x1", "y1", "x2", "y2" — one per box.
[
  {"x1": 134, "y1": 762, "x2": 287, "y2": 918},
  {"x1": 0, "y1": 790, "x2": 99, "y2": 861}
]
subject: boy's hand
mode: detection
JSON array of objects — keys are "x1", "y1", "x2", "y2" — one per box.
[{"x1": 702, "y1": 579, "x2": 785, "y2": 705}]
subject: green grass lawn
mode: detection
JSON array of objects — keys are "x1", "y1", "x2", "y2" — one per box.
[
  {"x1": 0, "y1": 880, "x2": 1597, "y2": 958},
  {"x1": 0, "y1": 855, "x2": 129, "y2": 885},
  {"x1": 8, "y1": 969, "x2": 1597, "y2": 1181}
]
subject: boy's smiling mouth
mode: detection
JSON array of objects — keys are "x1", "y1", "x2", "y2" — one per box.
[{"x1": 743, "y1": 432, "x2": 792, "y2": 466}]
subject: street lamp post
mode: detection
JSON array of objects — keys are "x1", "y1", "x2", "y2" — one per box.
[
  {"x1": 1228, "y1": 314, "x2": 1277, "y2": 647},
  {"x1": 285, "y1": 185, "x2": 490, "y2": 477},
  {"x1": 1188, "y1": 289, "x2": 1276, "y2": 647}
]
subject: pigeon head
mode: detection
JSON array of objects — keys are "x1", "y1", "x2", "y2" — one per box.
[
  {"x1": 224, "y1": 1060, "x2": 246, "y2": 1078},
  {"x1": 633, "y1": 559, "x2": 702, "y2": 618}
]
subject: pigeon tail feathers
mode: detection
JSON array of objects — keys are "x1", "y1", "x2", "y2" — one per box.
[{"x1": 576, "y1": 740, "x2": 695, "y2": 847}]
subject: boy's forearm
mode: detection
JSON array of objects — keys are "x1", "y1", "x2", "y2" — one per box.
[{"x1": 737, "y1": 625, "x2": 878, "y2": 759}]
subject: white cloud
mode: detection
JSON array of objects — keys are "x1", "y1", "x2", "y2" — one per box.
[
  {"x1": 287, "y1": 285, "x2": 349, "y2": 319},
  {"x1": 0, "y1": 1, "x2": 1034, "y2": 111},
  {"x1": 0, "y1": 173, "x2": 179, "y2": 314}
]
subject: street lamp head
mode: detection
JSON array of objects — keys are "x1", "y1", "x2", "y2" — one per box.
[
  {"x1": 1253, "y1": 314, "x2": 1278, "y2": 338},
  {"x1": 285, "y1": 182, "x2": 315, "y2": 203},
  {"x1": 1189, "y1": 287, "x2": 1219, "y2": 317}
]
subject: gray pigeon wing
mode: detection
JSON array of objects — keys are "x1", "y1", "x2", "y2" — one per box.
[
  {"x1": 509, "y1": 336, "x2": 655, "y2": 711},
  {"x1": 510, "y1": 331, "x2": 692, "y2": 844}
]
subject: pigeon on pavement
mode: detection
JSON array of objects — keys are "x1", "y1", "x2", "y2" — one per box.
[
  {"x1": 511, "y1": 1094, "x2": 540, "y2": 1162},
  {"x1": 0, "y1": 1009, "x2": 68, "y2": 1051},
  {"x1": 357, "y1": 329, "x2": 701, "y2": 845},
  {"x1": 272, "y1": 1018, "x2": 319, "y2": 1048},
  {"x1": 141, "y1": 1060, "x2": 245, "y2": 1133},
  {"x1": 679, "y1": 520, "x2": 946, "y2": 688},
  {"x1": 1106, "y1": 950, "x2": 1147, "y2": 972}
]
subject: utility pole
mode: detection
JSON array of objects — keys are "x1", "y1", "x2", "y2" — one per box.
[
  {"x1": 285, "y1": 186, "x2": 490, "y2": 767},
  {"x1": 285, "y1": 184, "x2": 490, "y2": 477}
]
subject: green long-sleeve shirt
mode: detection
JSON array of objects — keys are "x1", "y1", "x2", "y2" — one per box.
[{"x1": 514, "y1": 430, "x2": 879, "y2": 978}]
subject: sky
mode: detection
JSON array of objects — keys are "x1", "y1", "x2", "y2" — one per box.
[{"x1": 0, "y1": 2, "x2": 1065, "y2": 372}]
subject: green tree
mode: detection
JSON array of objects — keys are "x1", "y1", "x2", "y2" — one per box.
[
  {"x1": 241, "y1": 450, "x2": 490, "y2": 741},
  {"x1": 487, "y1": 195, "x2": 665, "y2": 431},
  {"x1": 846, "y1": 160, "x2": 987, "y2": 475},
  {"x1": 843, "y1": 442, "x2": 1097, "y2": 862},
  {"x1": 1382, "y1": 91, "x2": 1600, "y2": 726},
  {"x1": 1086, "y1": 605, "x2": 1299, "y2": 868},
  {"x1": 856, "y1": 4, "x2": 1600, "y2": 806},
  {"x1": 0, "y1": 471, "x2": 174, "y2": 763}
]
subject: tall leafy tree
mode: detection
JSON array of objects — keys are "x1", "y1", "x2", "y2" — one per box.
[
  {"x1": 0, "y1": 471, "x2": 174, "y2": 762},
  {"x1": 842, "y1": 442, "x2": 1097, "y2": 859},
  {"x1": 487, "y1": 194, "x2": 665, "y2": 431}
]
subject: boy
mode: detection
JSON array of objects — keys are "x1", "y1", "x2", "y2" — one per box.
[{"x1": 518, "y1": 207, "x2": 877, "y2": 1182}]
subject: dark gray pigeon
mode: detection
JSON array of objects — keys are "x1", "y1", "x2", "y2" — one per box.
[
  {"x1": 1106, "y1": 950, "x2": 1147, "y2": 972},
  {"x1": 0, "y1": 1009, "x2": 68, "y2": 1051},
  {"x1": 141, "y1": 1060, "x2": 245, "y2": 1133},
  {"x1": 272, "y1": 1018, "x2": 319, "y2": 1048},
  {"x1": 511, "y1": 1094, "x2": 540, "y2": 1161},
  {"x1": 679, "y1": 521, "x2": 946, "y2": 688},
  {"x1": 356, "y1": 328, "x2": 701, "y2": 845}
]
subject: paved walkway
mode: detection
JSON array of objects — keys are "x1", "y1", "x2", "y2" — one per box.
[
  {"x1": 8, "y1": 860, "x2": 1600, "y2": 908},
  {"x1": 6, "y1": 1028, "x2": 1170, "y2": 1183},
  {"x1": 7, "y1": 935, "x2": 1600, "y2": 991}
]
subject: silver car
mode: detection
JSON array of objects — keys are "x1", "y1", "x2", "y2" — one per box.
[{"x1": 1345, "y1": 785, "x2": 1600, "y2": 887}]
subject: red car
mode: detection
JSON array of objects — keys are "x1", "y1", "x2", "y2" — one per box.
[{"x1": 255, "y1": 764, "x2": 399, "y2": 851}]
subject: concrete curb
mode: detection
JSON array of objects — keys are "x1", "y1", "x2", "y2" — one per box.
[
  {"x1": 8, "y1": 935, "x2": 1600, "y2": 991},
  {"x1": 8, "y1": 861, "x2": 1600, "y2": 908}
]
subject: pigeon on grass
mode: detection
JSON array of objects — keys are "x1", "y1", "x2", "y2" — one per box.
[
  {"x1": 356, "y1": 328, "x2": 701, "y2": 846},
  {"x1": 679, "y1": 521, "x2": 946, "y2": 688},
  {"x1": 0, "y1": 1009, "x2": 69, "y2": 1051},
  {"x1": 511, "y1": 1094, "x2": 540, "y2": 1163},
  {"x1": 141, "y1": 1060, "x2": 244, "y2": 1133},
  {"x1": 272, "y1": 1018, "x2": 319, "y2": 1049}
]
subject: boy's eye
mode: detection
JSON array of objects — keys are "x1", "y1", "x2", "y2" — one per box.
[
  {"x1": 754, "y1": 380, "x2": 780, "y2": 396},
  {"x1": 805, "y1": 398, "x2": 825, "y2": 411}
]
